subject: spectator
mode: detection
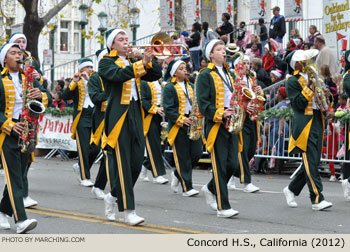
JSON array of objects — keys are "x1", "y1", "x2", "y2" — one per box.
[
  {"x1": 225, "y1": 43, "x2": 240, "y2": 68},
  {"x1": 285, "y1": 38, "x2": 301, "y2": 58},
  {"x1": 268, "y1": 87, "x2": 289, "y2": 159},
  {"x1": 257, "y1": 18, "x2": 268, "y2": 55},
  {"x1": 200, "y1": 56, "x2": 208, "y2": 70},
  {"x1": 246, "y1": 43, "x2": 261, "y2": 60},
  {"x1": 216, "y1": 12, "x2": 234, "y2": 43},
  {"x1": 185, "y1": 22, "x2": 202, "y2": 71},
  {"x1": 52, "y1": 91, "x2": 67, "y2": 110},
  {"x1": 233, "y1": 21, "x2": 247, "y2": 48},
  {"x1": 55, "y1": 79, "x2": 65, "y2": 93},
  {"x1": 269, "y1": 6, "x2": 286, "y2": 43},
  {"x1": 290, "y1": 28, "x2": 301, "y2": 39},
  {"x1": 303, "y1": 42, "x2": 313, "y2": 50},
  {"x1": 251, "y1": 57, "x2": 271, "y2": 88},
  {"x1": 305, "y1": 25, "x2": 321, "y2": 46},
  {"x1": 246, "y1": 34, "x2": 262, "y2": 55},
  {"x1": 202, "y1": 22, "x2": 216, "y2": 46},
  {"x1": 262, "y1": 42, "x2": 277, "y2": 73},
  {"x1": 315, "y1": 36, "x2": 339, "y2": 76},
  {"x1": 320, "y1": 64, "x2": 338, "y2": 108},
  {"x1": 270, "y1": 69, "x2": 283, "y2": 84}
]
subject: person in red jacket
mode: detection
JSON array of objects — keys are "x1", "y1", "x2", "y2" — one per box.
[{"x1": 262, "y1": 41, "x2": 277, "y2": 73}]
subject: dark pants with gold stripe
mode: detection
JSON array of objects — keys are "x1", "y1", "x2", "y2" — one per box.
[
  {"x1": 143, "y1": 114, "x2": 166, "y2": 177},
  {"x1": 0, "y1": 133, "x2": 30, "y2": 222},
  {"x1": 342, "y1": 123, "x2": 350, "y2": 183},
  {"x1": 105, "y1": 100, "x2": 145, "y2": 211},
  {"x1": 207, "y1": 126, "x2": 239, "y2": 210},
  {"x1": 234, "y1": 116, "x2": 257, "y2": 184},
  {"x1": 288, "y1": 110, "x2": 325, "y2": 204},
  {"x1": 172, "y1": 126, "x2": 202, "y2": 192},
  {"x1": 76, "y1": 107, "x2": 100, "y2": 180}
]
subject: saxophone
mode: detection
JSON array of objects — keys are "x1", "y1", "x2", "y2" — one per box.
[
  {"x1": 188, "y1": 77, "x2": 203, "y2": 140},
  {"x1": 248, "y1": 70, "x2": 266, "y2": 121},
  {"x1": 160, "y1": 81, "x2": 168, "y2": 145},
  {"x1": 18, "y1": 51, "x2": 46, "y2": 153},
  {"x1": 304, "y1": 61, "x2": 334, "y2": 119},
  {"x1": 226, "y1": 52, "x2": 256, "y2": 133}
]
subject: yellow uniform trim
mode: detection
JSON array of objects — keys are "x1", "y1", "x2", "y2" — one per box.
[
  {"x1": 172, "y1": 144, "x2": 187, "y2": 192},
  {"x1": 145, "y1": 136, "x2": 158, "y2": 177},
  {"x1": 102, "y1": 109, "x2": 128, "y2": 149},
  {"x1": 41, "y1": 92, "x2": 48, "y2": 108},
  {"x1": 104, "y1": 150, "x2": 112, "y2": 191},
  {"x1": 75, "y1": 131, "x2": 86, "y2": 180},
  {"x1": 91, "y1": 120, "x2": 105, "y2": 145},
  {"x1": 99, "y1": 76, "x2": 107, "y2": 112},
  {"x1": 167, "y1": 82, "x2": 193, "y2": 146},
  {"x1": 288, "y1": 118, "x2": 313, "y2": 153},
  {"x1": 238, "y1": 152, "x2": 245, "y2": 183},
  {"x1": 70, "y1": 111, "x2": 82, "y2": 140},
  {"x1": 143, "y1": 82, "x2": 159, "y2": 136},
  {"x1": 115, "y1": 141, "x2": 127, "y2": 209},
  {"x1": 211, "y1": 148, "x2": 222, "y2": 210},
  {"x1": 133, "y1": 60, "x2": 147, "y2": 79},
  {"x1": 302, "y1": 152, "x2": 320, "y2": 204},
  {"x1": 1, "y1": 151, "x2": 18, "y2": 221}
]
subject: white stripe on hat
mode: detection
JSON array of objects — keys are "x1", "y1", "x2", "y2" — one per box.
[
  {"x1": 170, "y1": 60, "x2": 185, "y2": 77},
  {"x1": 0, "y1": 43, "x2": 18, "y2": 67},
  {"x1": 97, "y1": 49, "x2": 108, "y2": 62},
  {"x1": 79, "y1": 61, "x2": 94, "y2": 71},
  {"x1": 9, "y1": 33, "x2": 27, "y2": 45},
  {"x1": 107, "y1": 29, "x2": 126, "y2": 50}
]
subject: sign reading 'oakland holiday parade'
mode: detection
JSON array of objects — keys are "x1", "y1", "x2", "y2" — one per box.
[{"x1": 323, "y1": 0, "x2": 350, "y2": 60}]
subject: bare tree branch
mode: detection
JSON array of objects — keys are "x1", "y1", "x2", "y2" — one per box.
[{"x1": 41, "y1": 0, "x2": 71, "y2": 24}]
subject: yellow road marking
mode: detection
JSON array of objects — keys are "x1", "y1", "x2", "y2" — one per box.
[{"x1": 28, "y1": 206, "x2": 208, "y2": 234}]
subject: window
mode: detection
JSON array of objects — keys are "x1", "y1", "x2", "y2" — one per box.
[
  {"x1": 60, "y1": 21, "x2": 70, "y2": 51},
  {"x1": 73, "y1": 21, "x2": 80, "y2": 52}
]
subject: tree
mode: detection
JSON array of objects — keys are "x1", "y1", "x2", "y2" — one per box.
[{"x1": 18, "y1": 0, "x2": 72, "y2": 63}]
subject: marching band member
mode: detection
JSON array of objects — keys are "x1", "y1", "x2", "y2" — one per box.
[
  {"x1": 283, "y1": 49, "x2": 333, "y2": 210},
  {"x1": 8, "y1": 32, "x2": 46, "y2": 208},
  {"x1": 61, "y1": 58, "x2": 100, "y2": 187},
  {"x1": 227, "y1": 55, "x2": 261, "y2": 193},
  {"x1": 197, "y1": 39, "x2": 240, "y2": 218},
  {"x1": 99, "y1": 28, "x2": 162, "y2": 225},
  {"x1": 341, "y1": 50, "x2": 350, "y2": 201},
  {"x1": 140, "y1": 78, "x2": 169, "y2": 184},
  {"x1": 163, "y1": 59, "x2": 202, "y2": 197},
  {"x1": 87, "y1": 49, "x2": 109, "y2": 199},
  {"x1": 0, "y1": 43, "x2": 51, "y2": 233}
]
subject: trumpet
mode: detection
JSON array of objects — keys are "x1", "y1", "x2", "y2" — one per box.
[{"x1": 126, "y1": 32, "x2": 189, "y2": 57}]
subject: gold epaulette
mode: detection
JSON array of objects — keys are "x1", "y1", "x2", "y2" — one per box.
[{"x1": 293, "y1": 70, "x2": 300, "y2": 76}]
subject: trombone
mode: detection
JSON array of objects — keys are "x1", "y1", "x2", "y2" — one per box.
[{"x1": 126, "y1": 32, "x2": 189, "y2": 57}]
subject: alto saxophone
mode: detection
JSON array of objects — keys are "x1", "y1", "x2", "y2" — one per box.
[
  {"x1": 248, "y1": 70, "x2": 266, "y2": 121},
  {"x1": 226, "y1": 52, "x2": 256, "y2": 133},
  {"x1": 304, "y1": 62, "x2": 334, "y2": 119},
  {"x1": 160, "y1": 81, "x2": 168, "y2": 145},
  {"x1": 18, "y1": 51, "x2": 46, "y2": 153},
  {"x1": 188, "y1": 77, "x2": 203, "y2": 140}
]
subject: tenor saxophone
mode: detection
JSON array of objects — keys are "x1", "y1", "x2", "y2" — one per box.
[
  {"x1": 248, "y1": 70, "x2": 266, "y2": 121},
  {"x1": 188, "y1": 77, "x2": 203, "y2": 140},
  {"x1": 226, "y1": 52, "x2": 256, "y2": 133},
  {"x1": 18, "y1": 51, "x2": 46, "y2": 153},
  {"x1": 305, "y1": 62, "x2": 334, "y2": 119}
]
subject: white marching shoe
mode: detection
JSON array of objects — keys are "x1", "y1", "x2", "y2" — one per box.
[
  {"x1": 80, "y1": 179, "x2": 94, "y2": 187},
  {"x1": 16, "y1": 219, "x2": 37, "y2": 234},
  {"x1": 312, "y1": 200, "x2": 333, "y2": 211},
  {"x1": 170, "y1": 171, "x2": 180, "y2": 193},
  {"x1": 139, "y1": 166, "x2": 149, "y2": 182},
  {"x1": 342, "y1": 179, "x2": 350, "y2": 201},
  {"x1": 182, "y1": 189, "x2": 199, "y2": 197},
  {"x1": 72, "y1": 163, "x2": 82, "y2": 183},
  {"x1": 201, "y1": 185, "x2": 217, "y2": 211},
  {"x1": 243, "y1": 183, "x2": 260, "y2": 193},
  {"x1": 217, "y1": 208, "x2": 239, "y2": 218},
  {"x1": 23, "y1": 196, "x2": 38, "y2": 208},
  {"x1": 0, "y1": 212, "x2": 10, "y2": 230},
  {"x1": 91, "y1": 187, "x2": 106, "y2": 200},
  {"x1": 153, "y1": 175, "x2": 169, "y2": 184},
  {"x1": 283, "y1": 186, "x2": 298, "y2": 208},
  {"x1": 124, "y1": 210, "x2": 144, "y2": 226},
  {"x1": 104, "y1": 193, "x2": 116, "y2": 221},
  {"x1": 227, "y1": 176, "x2": 237, "y2": 190}
]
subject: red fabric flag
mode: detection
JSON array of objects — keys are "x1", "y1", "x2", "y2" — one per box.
[{"x1": 337, "y1": 33, "x2": 346, "y2": 41}]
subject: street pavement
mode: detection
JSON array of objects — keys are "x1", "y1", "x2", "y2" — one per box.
[{"x1": 0, "y1": 157, "x2": 349, "y2": 234}]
